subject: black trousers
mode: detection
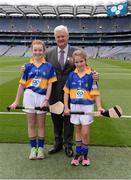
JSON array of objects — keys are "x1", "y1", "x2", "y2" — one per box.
[{"x1": 51, "y1": 113, "x2": 74, "y2": 147}]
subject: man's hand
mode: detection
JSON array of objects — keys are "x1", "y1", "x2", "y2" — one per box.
[
  {"x1": 20, "y1": 64, "x2": 26, "y2": 73},
  {"x1": 92, "y1": 71, "x2": 99, "y2": 82}
]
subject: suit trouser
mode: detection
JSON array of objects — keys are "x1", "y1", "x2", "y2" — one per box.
[{"x1": 51, "y1": 113, "x2": 74, "y2": 147}]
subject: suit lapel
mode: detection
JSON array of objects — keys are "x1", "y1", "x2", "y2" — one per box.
[
  {"x1": 53, "y1": 47, "x2": 61, "y2": 69},
  {"x1": 55, "y1": 47, "x2": 58, "y2": 63}
]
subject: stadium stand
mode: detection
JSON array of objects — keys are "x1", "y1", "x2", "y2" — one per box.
[
  {"x1": 24, "y1": 46, "x2": 32, "y2": 57},
  {"x1": 0, "y1": 45, "x2": 10, "y2": 56},
  {"x1": 0, "y1": 2, "x2": 131, "y2": 59},
  {"x1": 5, "y1": 45, "x2": 27, "y2": 56}
]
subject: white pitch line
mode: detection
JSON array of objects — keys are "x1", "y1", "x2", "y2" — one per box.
[
  {"x1": 0, "y1": 112, "x2": 130, "y2": 118},
  {"x1": 0, "y1": 112, "x2": 50, "y2": 115},
  {"x1": 0, "y1": 112, "x2": 25, "y2": 115},
  {"x1": 121, "y1": 115, "x2": 131, "y2": 118}
]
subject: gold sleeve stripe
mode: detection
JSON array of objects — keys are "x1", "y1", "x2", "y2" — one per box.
[
  {"x1": 48, "y1": 77, "x2": 57, "y2": 84},
  {"x1": 63, "y1": 87, "x2": 70, "y2": 94},
  {"x1": 19, "y1": 79, "x2": 26, "y2": 85},
  {"x1": 90, "y1": 90, "x2": 100, "y2": 96}
]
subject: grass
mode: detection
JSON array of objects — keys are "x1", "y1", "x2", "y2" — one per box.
[
  {"x1": 0, "y1": 57, "x2": 131, "y2": 146},
  {"x1": 0, "y1": 56, "x2": 131, "y2": 179}
]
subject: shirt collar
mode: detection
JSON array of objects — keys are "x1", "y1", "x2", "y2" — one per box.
[
  {"x1": 58, "y1": 44, "x2": 69, "y2": 54},
  {"x1": 30, "y1": 57, "x2": 46, "y2": 66},
  {"x1": 74, "y1": 66, "x2": 91, "y2": 75}
]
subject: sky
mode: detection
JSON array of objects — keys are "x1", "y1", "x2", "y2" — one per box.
[{"x1": 0, "y1": 0, "x2": 127, "y2": 6}]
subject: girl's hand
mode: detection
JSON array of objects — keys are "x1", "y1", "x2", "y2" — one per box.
[
  {"x1": 97, "y1": 108, "x2": 105, "y2": 115},
  {"x1": 64, "y1": 107, "x2": 70, "y2": 115},
  {"x1": 9, "y1": 101, "x2": 18, "y2": 110},
  {"x1": 40, "y1": 99, "x2": 49, "y2": 108}
]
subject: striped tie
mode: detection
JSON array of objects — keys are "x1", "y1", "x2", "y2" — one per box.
[{"x1": 59, "y1": 50, "x2": 65, "y2": 69}]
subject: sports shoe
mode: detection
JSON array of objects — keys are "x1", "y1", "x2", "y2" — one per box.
[
  {"x1": 82, "y1": 155, "x2": 90, "y2": 166},
  {"x1": 29, "y1": 147, "x2": 37, "y2": 160},
  {"x1": 65, "y1": 146, "x2": 74, "y2": 157},
  {"x1": 37, "y1": 147, "x2": 45, "y2": 160},
  {"x1": 71, "y1": 154, "x2": 82, "y2": 166}
]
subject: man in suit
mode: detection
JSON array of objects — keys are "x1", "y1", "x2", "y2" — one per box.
[
  {"x1": 46, "y1": 25, "x2": 99, "y2": 157},
  {"x1": 46, "y1": 25, "x2": 76, "y2": 157}
]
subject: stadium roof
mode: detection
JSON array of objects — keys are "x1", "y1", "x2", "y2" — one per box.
[
  {"x1": 0, "y1": 0, "x2": 130, "y2": 17},
  {"x1": 0, "y1": 0, "x2": 127, "y2": 6}
]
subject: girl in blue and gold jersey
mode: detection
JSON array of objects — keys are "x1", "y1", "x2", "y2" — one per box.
[
  {"x1": 64, "y1": 49, "x2": 104, "y2": 166},
  {"x1": 9, "y1": 40, "x2": 57, "y2": 160}
]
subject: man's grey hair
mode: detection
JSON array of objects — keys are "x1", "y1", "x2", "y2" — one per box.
[{"x1": 54, "y1": 25, "x2": 69, "y2": 36}]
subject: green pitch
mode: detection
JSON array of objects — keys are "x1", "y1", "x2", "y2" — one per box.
[{"x1": 0, "y1": 56, "x2": 131, "y2": 146}]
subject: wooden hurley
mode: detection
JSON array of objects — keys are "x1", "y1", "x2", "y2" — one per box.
[
  {"x1": 70, "y1": 105, "x2": 123, "y2": 119},
  {"x1": 7, "y1": 101, "x2": 64, "y2": 115}
]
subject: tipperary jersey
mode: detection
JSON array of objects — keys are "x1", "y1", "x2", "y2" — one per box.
[
  {"x1": 63, "y1": 66, "x2": 100, "y2": 105},
  {"x1": 19, "y1": 58, "x2": 57, "y2": 95}
]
